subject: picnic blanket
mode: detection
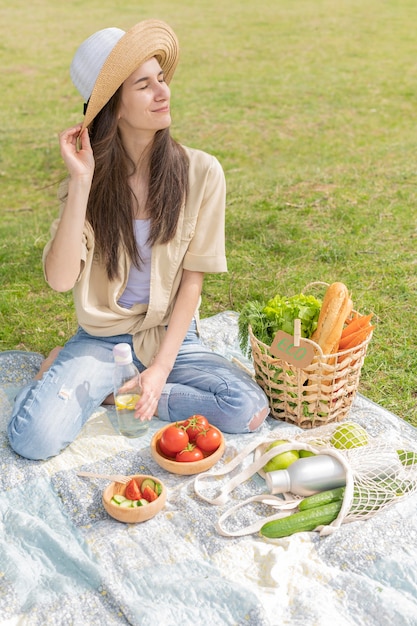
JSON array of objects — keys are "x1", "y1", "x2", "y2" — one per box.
[{"x1": 1, "y1": 311, "x2": 417, "y2": 625}]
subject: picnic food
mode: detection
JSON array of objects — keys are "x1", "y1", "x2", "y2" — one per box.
[
  {"x1": 151, "y1": 419, "x2": 225, "y2": 475},
  {"x1": 260, "y1": 486, "x2": 346, "y2": 537},
  {"x1": 298, "y1": 486, "x2": 346, "y2": 511},
  {"x1": 338, "y1": 313, "x2": 375, "y2": 351},
  {"x1": 262, "y1": 440, "x2": 300, "y2": 472},
  {"x1": 195, "y1": 427, "x2": 222, "y2": 452},
  {"x1": 397, "y1": 450, "x2": 417, "y2": 466},
  {"x1": 183, "y1": 414, "x2": 210, "y2": 441},
  {"x1": 241, "y1": 282, "x2": 374, "y2": 428},
  {"x1": 330, "y1": 422, "x2": 368, "y2": 449},
  {"x1": 103, "y1": 473, "x2": 167, "y2": 523},
  {"x1": 238, "y1": 293, "x2": 322, "y2": 353},
  {"x1": 159, "y1": 417, "x2": 221, "y2": 461},
  {"x1": 260, "y1": 500, "x2": 343, "y2": 538},
  {"x1": 260, "y1": 486, "x2": 346, "y2": 539},
  {"x1": 176, "y1": 445, "x2": 204, "y2": 462},
  {"x1": 125, "y1": 478, "x2": 142, "y2": 501},
  {"x1": 310, "y1": 282, "x2": 353, "y2": 355},
  {"x1": 160, "y1": 423, "x2": 190, "y2": 454},
  {"x1": 110, "y1": 477, "x2": 162, "y2": 507},
  {"x1": 238, "y1": 281, "x2": 374, "y2": 359}
]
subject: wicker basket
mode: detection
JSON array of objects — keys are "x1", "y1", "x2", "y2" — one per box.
[{"x1": 249, "y1": 317, "x2": 372, "y2": 429}]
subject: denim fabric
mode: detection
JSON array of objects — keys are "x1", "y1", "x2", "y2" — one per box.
[{"x1": 7, "y1": 323, "x2": 269, "y2": 460}]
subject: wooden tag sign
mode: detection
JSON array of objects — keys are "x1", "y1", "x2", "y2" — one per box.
[{"x1": 270, "y1": 330, "x2": 315, "y2": 369}]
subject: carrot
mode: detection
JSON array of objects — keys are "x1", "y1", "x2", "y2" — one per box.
[
  {"x1": 340, "y1": 313, "x2": 374, "y2": 340},
  {"x1": 339, "y1": 325, "x2": 375, "y2": 351}
]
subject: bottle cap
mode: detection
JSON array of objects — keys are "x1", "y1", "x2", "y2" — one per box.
[
  {"x1": 113, "y1": 343, "x2": 133, "y2": 365},
  {"x1": 265, "y1": 469, "x2": 291, "y2": 495}
]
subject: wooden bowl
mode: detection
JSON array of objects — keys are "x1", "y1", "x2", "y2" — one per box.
[
  {"x1": 102, "y1": 474, "x2": 166, "y2": 523},
  {"x1": 151, "y1": 421, "x2": 225, "y2": 475}
]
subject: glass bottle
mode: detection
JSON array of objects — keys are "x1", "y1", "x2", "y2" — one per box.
[
  {"x1": 265, "y1": 454, "x2": 346, "y2": 496},
  {"x1": 113, "y1": 343, "x2": 148, "y2": 438}
]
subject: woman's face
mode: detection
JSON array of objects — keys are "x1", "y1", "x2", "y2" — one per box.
[{"x1": 117, "y1": 57, "x2": 171, "y2": 136}]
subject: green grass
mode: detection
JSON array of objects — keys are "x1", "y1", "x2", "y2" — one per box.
[{"x1": 1, "y1": 0, "x2": 416, "y2": 425}]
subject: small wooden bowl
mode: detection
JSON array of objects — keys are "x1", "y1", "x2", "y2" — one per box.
[
  {"x1": 151, "y1": 421, "x2": 225, "y2": 475},
  {"x1": 102, "y1": 474, "x2": 166, "y2": 523}
]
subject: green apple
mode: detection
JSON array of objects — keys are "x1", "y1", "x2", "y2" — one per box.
[
  {"x1": 299, "y1": 449, "x2": 316, "y2": 458},
  {"x1": 330, "y1": 422, "x2": 368, "y2": 450},
  {"x1": 397, "y1": 449, "x2": 417, "y2": 466},
  {"x1": 263, "y1": 440, "x2": 300, "y2": 472}
]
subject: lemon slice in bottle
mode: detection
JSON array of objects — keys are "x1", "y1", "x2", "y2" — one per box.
[{"x1": 115, "y1": 394, "x2": 140, "y2": 410}]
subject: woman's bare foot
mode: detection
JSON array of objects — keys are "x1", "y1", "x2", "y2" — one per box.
[{"x1": 35, "y1": 346, "x2": 63, "y2": 380}]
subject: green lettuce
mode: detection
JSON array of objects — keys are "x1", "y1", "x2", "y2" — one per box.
[
  {"x1": 263, "y1": 294, "x2": 321, "y2": 338},
  {"x1": 238, "y1": 293, "x2": 321, "y2": 356}
]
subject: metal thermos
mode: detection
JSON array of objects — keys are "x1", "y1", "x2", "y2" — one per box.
[{"x1": 265, "y1": 454, "x2": 346, "y2": 496}]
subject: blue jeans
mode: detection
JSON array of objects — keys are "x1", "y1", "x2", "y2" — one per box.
[{"x1": 7, "y1": 323, "x2": 269, "y2": 460}]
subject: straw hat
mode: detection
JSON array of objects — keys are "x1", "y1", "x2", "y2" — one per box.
[{"x1": 70, "y1": 19, "x2": 179, "y2": 129}]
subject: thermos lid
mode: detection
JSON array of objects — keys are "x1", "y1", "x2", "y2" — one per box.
[
  {"x1": 265, "y1": 469, "x2": 291, "y2": 494},
  {"x1": 113, "y1": 343, "x2": 133, "y2": 365}
]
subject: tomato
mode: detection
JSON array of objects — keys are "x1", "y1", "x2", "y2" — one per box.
[
  {"x1": 176, "y1": 444, "x2": 204, "y2": 463},
  {"x1": 158, "y1": 437, "x2": 177, "y2": 458},
  {"x1": 183, "y1": 414, "x2": 209, "y2": 441},
  {"x1": 160, "y1": 423, "x2": 189, "y2": 454},
  {"x1": 142, "y1": 485, "x2": 158, "y2": 502},
  {"x1": 125, "y1": 478, "x2": 142, "y2": 501},
  {"x1": 196, "y1": 427, "x2": 221, "y2": 453}
]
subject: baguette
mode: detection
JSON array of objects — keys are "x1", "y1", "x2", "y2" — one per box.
[{"x1": 310, "y1": 282, "x2": 352, "y2": 355}]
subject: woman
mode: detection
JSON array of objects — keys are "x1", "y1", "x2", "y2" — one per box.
[{"x1": 8, "y1": 19, "x2": 269, "y2": 460}]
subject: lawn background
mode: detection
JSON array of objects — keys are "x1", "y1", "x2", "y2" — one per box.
[{"x1": 1, "y1": 0, "x2": 416, "y2": 425}]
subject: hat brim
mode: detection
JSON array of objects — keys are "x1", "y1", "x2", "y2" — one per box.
[{"x1": 82, "y1": 19, "x2": 179, "y2": 129}]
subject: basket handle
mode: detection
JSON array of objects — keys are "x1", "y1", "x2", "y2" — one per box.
[{"x1": 298, "y1": 335, "x2": 324, "y2": 357}]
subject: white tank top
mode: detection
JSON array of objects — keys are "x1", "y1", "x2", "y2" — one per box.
[{"x1": 118, "y1": 219, "x2": 151, "y2": 309}]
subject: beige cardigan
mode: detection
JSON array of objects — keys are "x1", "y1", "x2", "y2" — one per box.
[{"x1": 43, "y1": 146, "x2": 227, "y2": 366}]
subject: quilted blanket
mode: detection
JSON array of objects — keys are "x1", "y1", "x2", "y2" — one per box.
[{"x1": 1, "y1": 312, "x2": 417, "y2": 626}]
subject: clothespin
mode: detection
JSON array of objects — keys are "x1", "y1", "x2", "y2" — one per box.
[{"x1": 293, "y1": 318, "x2": 301, "y2": 347}]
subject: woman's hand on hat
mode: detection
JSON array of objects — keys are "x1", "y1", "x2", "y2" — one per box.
[{"x1": 59, "y1": 124, "x2": 95, "y2": 182}]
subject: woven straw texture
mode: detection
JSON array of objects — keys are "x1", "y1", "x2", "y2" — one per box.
[{"x1": 249, "y1": 322, "x2": 372, "y2": 429}]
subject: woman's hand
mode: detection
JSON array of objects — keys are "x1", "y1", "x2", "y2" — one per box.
[
  {"x1": 59, "y1": 124, "x2": 95, "y2": 181},
  {"x1": 133, "y1": 271, "x2": 204, "y2": 421},
  {"x1": 44, "y1": 124, "x2": 94, "y2": 292},
  {"x1": 134, "y1": 362, "x2": 171, "y2": 422}
]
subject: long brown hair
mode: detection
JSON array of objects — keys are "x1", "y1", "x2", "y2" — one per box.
[{"x1": 87, "y1": 87, "x2": 189, "y2": 280}]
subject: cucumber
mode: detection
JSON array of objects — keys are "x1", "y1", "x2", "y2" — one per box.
[
  {"x1": 112, "y1": 494, "x2": 128, "y2": 505},
  {"x1": 141, "y1": 478, "x2": 156, "y2": 491},
  {"x1": 154, "y1": 482, "x2": 162, "y2": 496},
  {"x1": 111, "y1": 495, "x2": 152, "y2": 507},
  {"x1": 260, "y1": 500, "x2": 343, "y2": 538},
  {"x1": 298, "y1": 487, "x2": 345, "y2": 511},
  {"x1": 119, "y1": 499, "x2": 134, "y2": 508}
]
